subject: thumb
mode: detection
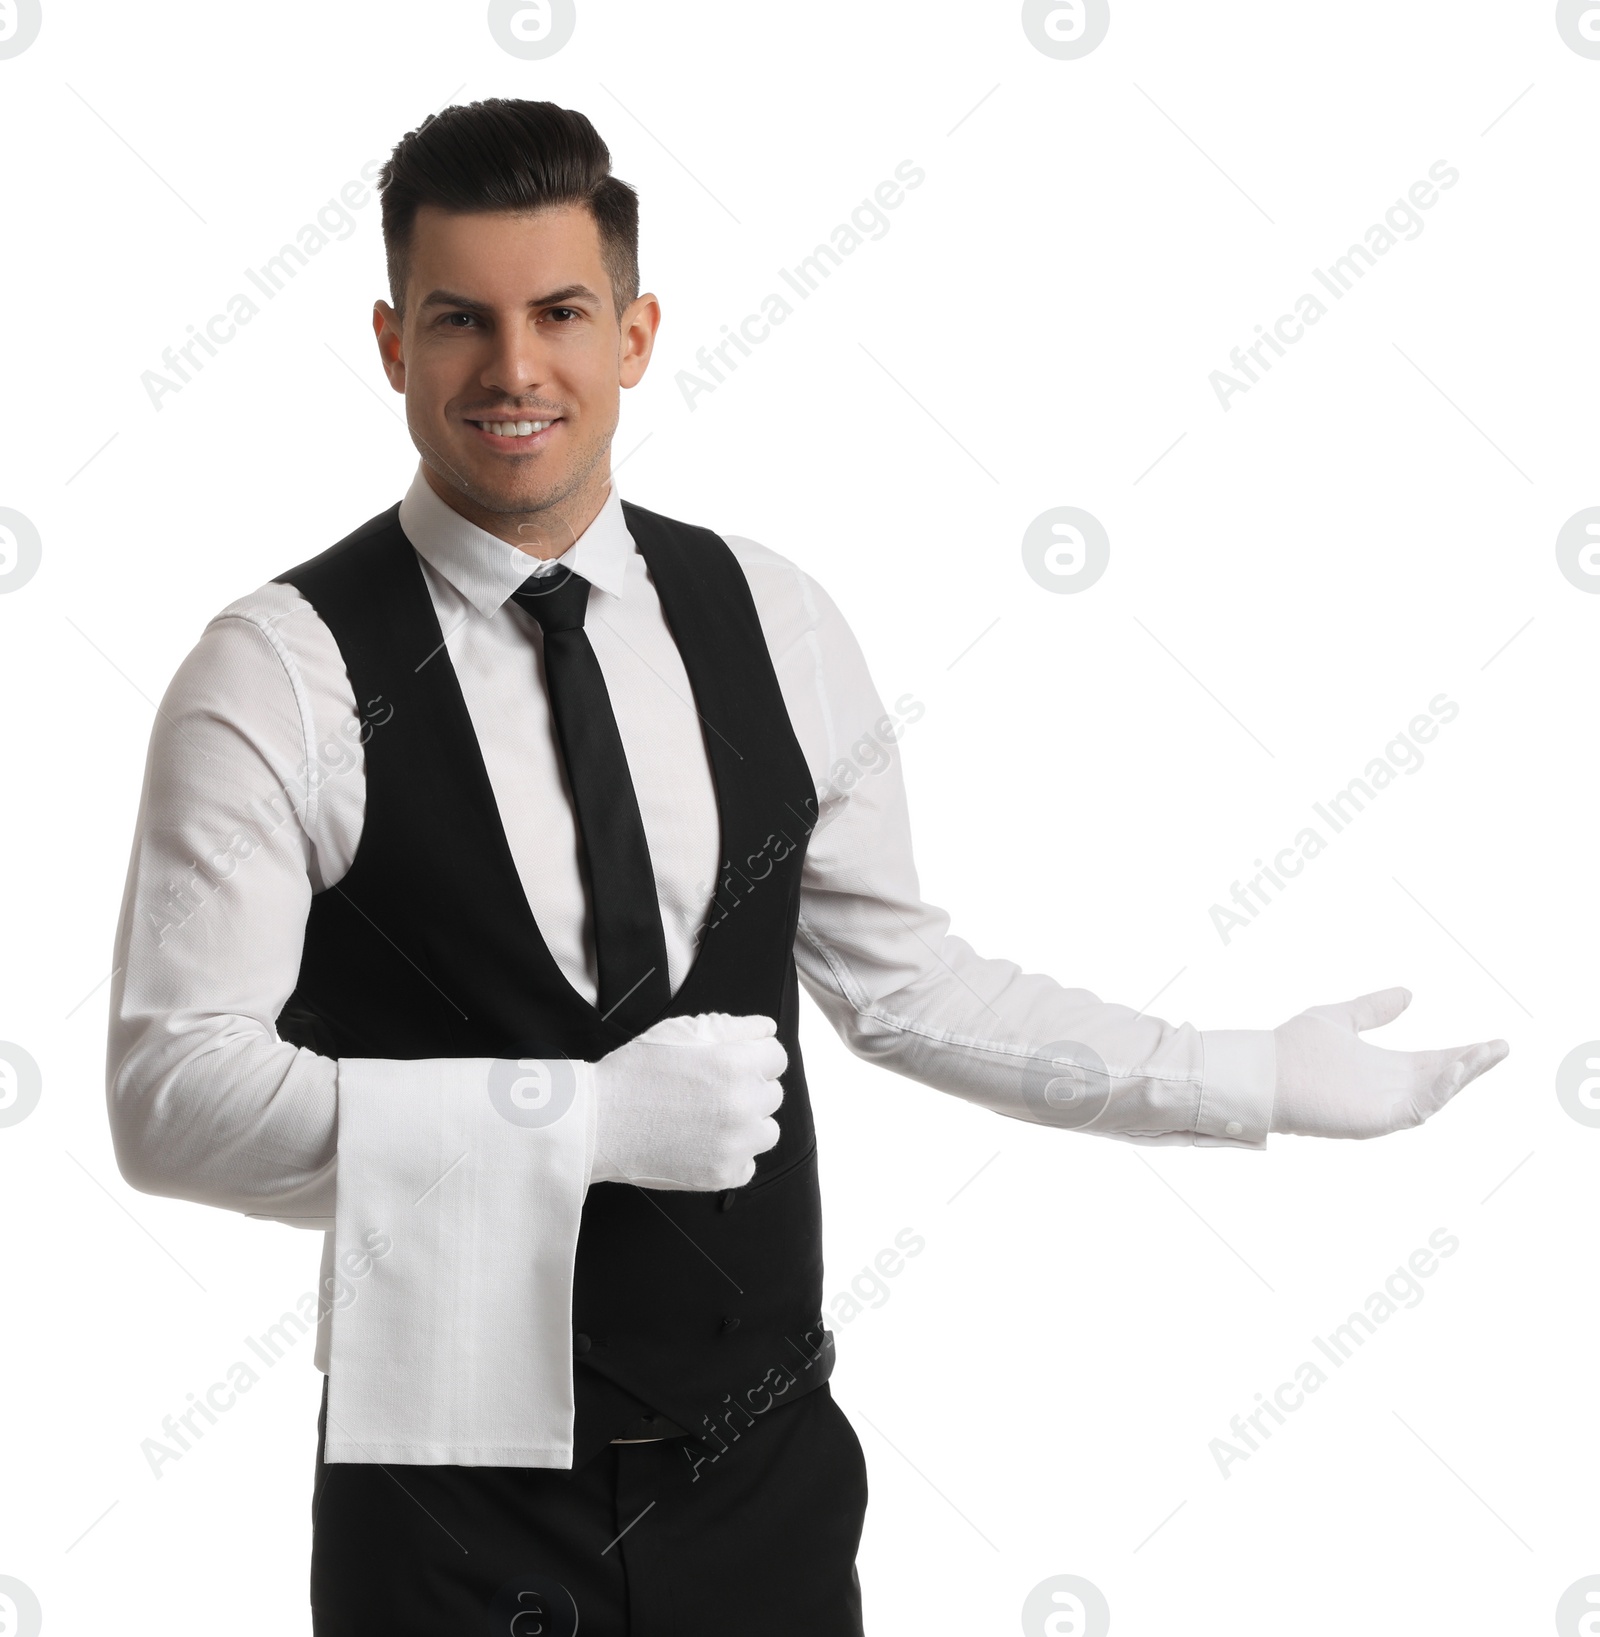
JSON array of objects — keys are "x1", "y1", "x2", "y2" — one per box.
[
  {"x1": 627, "y1": 1013, "x2": 779, "y2": 1050},
  {"x1": 664, "y1": 1012, "x2": 778, "y2": 1044},
  {"x1": 1307, "y1": 986, "x2": 1412, "y2": 1035}
]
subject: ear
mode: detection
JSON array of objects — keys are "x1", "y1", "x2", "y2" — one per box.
[
  {"x1": 618, "y1": 292, "x2": 661, "y2": 389},
  {"x1": 373, "y1": 300, "x2": 406, "y2": 392}
]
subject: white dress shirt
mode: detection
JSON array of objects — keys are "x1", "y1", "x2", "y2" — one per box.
[{"x1": 107, "y1": 466, "x2": 1276, "y2": 1465}]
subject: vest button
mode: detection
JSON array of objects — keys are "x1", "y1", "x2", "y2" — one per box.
[
  {"x1": 573, "y1": 1332, "x2": 592, "y2": 1356},
  {"x1": 718, "y1": 1189, "x2": 737, "y2": 1211},
  {"x1": 719, "y1": 1316, "x2": 740, "y2": 1334}
]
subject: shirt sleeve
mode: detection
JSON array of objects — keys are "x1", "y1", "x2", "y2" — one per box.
[
  {"x1": 107, "y1": 589, "x2": 346, "y2": 1226},
  {"x1": 750, "y1": 556, "x2": 1278, "y2": 1149}
]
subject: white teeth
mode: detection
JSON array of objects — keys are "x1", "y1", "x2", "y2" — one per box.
[{"x1": 481, "y1": 419, "x2": 552, "y2": 437}]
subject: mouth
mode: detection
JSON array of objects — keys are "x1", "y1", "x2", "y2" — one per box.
[{"x1": 463, "y1": 414, "x2": 563, "y2": 451}]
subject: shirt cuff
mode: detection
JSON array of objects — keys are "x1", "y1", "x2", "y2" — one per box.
[{"x1": 1195, "y1": 1030, "x2": 1276, "y2": 1148}]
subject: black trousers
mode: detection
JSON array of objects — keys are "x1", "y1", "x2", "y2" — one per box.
[{"x1": 309, "y1": 1379, "x2": 868, "y2": 1634}]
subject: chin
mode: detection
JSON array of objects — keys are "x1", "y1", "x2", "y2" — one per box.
[{"x1": 463, "y1": 468, "x2": 562, "y2": 514}]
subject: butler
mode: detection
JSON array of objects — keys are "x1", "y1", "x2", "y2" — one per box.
[{"x1": 107, "y1": 99, "x2": 1509, "y2": 1636}]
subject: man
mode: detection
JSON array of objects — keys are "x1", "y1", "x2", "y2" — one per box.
[{"x1": 107, "y1": 99, "x2": 1508, "y2": 1635}]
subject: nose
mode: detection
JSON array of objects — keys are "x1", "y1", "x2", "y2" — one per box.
[{"x1": 479, "y1": 313, "x2": 551, "y2": 402}]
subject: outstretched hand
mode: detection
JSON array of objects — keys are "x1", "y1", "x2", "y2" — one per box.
[{"x1": 1269, "y1": 987, "x2": 1508, "y2": 1138}]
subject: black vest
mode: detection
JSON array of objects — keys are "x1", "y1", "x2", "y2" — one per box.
[{"x1": 275, "y1": 500, "x2": 832, "y2": 1468}]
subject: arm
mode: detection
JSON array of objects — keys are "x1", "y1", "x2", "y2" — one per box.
[
  {"x1": 107, "y1": 587, "x2": 358, "y2": 1225},
  {"x1": 780, "y1": 571, "x2": 1506, "y2": 1145},
  {"x1": 106, "y1": 588, "x2": 787, "y2": 1210}
]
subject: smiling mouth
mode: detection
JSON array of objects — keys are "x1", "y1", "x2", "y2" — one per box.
[{"x1": 465, "y1": 416, "x2": 563, "y2": 448}]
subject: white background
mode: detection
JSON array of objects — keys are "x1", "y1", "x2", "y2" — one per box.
[{"x1": 1, "y1": 2, "x2": 1595, "y2": 1632}]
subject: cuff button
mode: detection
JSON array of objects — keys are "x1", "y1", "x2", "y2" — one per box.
[
  {"x1": 573, "y1": 1332, "x2": 592, "y2": 1356},
  {"x1": 1225, "y1": 1120, "x2": 1243, "y2": 1137}
]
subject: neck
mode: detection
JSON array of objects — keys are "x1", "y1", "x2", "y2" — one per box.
[{"x1": 421, "y1": 460, "x2": 612, "y2": 560}]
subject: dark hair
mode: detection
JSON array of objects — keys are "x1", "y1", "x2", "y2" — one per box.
[{"x1": 377, "y1": 98, "x2": 639, "y2": 320}]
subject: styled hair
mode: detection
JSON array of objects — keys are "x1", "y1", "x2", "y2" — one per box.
[{"x1": 377, "y1": 98, "x2": 640, "y2": 319}]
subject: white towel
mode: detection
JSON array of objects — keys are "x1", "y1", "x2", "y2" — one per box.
[{"x1": 323, "y1": 1054, "x2": 597, "y2": 1467}]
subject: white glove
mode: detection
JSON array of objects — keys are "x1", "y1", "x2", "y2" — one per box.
[
  {"x1": 589, "y1": 1012, "x2": 787, "y2": 1191},
  {"x1": 1269, "y1": 987, "x2": 1508, "y2": 1138}
]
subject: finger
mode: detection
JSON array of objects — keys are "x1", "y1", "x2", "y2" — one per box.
[
  {"x1": 755, "y1": 1038, "x2": 789, "y2": 1082},
  {"x1": 710, "y1": 1013, "x2": 778, "y2": 1041},
  {"x1": 1411, "y1": 1039, "x2": 1510, "y2": 1120},
  {"x1": 1312, "y1": 986, "x2": 1412, "y2": 1035}
]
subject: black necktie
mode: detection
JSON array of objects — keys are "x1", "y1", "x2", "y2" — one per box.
[{"x1": 511, "y1": 564, "x2": 671, "y2": 1031}]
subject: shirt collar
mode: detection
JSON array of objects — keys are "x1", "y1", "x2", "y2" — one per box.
[{"x1": 397, "y1": 463, "x2": 635, "y2": 619}]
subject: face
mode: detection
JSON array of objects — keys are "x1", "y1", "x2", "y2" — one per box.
[{"x1": 373, "y1": 203, "x2": 659, "y2": 553}]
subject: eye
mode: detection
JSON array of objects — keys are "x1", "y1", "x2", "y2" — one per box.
[
  {"x1": 545, "y1": 306, "x2": 582, "y2": 322},
  {"x1": 440, "y1": 311, "x2": 480, "y2": 329}
]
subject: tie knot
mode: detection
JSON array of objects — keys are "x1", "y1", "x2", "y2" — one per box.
[{"x1": 512, "y1": 563, "x2": 590, "y2": 633}]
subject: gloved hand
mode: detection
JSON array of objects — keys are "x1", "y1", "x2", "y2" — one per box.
[
  {"x1": 590, "y1": 1012, "x2": 787, "y2": 1190},
  {"x1": 1270, "y1": 987, "x2": 1508, "y2": 1138}
]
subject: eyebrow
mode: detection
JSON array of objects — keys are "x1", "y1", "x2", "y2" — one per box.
[{"x1": 418, "y1": 284, "x2": 602, "y2": 313}]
